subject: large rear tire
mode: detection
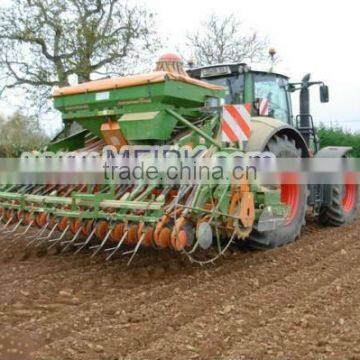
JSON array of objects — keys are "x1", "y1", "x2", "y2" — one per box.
[
  {"x1": 246, "y1": 135, "x2": 307, "y2": 249},
  {"x1": 319, "y1": 182, "x2": 359, "y2": 226}
]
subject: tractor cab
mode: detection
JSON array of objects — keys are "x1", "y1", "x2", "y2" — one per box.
[
  {"x1": 188, "y1": 63, "x2": 329, "y2": 152},
  {"x1": 187, "y1": 63, "x2": 293, "y2": 124}
]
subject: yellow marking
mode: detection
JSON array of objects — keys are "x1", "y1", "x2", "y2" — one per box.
[{"x1": 120, "y1": 112, "x2": 159, "y2": 121}]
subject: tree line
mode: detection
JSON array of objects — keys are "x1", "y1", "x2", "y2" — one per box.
[{"x1": 317, "y1": 124, "x2": 360, "y2": 158}]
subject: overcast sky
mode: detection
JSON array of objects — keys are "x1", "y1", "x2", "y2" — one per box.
[
  {"x1": 0, "y1": 0, "x2": 359, "y2": 132},
  {"x1": 146, "y1": 0, "x2": 360, "y2": 130}
]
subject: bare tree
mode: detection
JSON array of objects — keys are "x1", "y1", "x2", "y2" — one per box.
[
  {"x1": 187, "y1": 13, "x2": 269, "y2": 66},
  {"x1": 0, "y1": 0, "x2": 160, "y2": 107}
]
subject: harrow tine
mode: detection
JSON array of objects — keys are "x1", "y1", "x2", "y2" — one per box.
[
  {"x1": 89, "y1": 226, "x2": 114, "y2": 258},
  {"x1": 73, "y1": 226, "x2": 97, "y2": 254},
  {"x1": 105, "y1": 230, "x2": 129, "y2": 261},
  {"x1": 61, "y1": 225, "x2": 84, "y2": 253},
  {"x1": 3, "y1": 218, "x2": 23, "y2": 234},
  {"x1": 1, "y1": 219, "x2": 25, "y2": 252},
  {"x1": 47, "y1": 225, "x2": 70, "y2": 250},
  {"x1": 37, "y1": 224, "x2": 58, "y2": 241},
  {"x1": 27, "y1": 222, "x2": 50, "y2": 247},
  {"x1": 14, "y1": 220, "x2": 34, "y2": 239},
  {"x1": 1, "y1": 216, "x2": 15, "y2": 230},
  {"x1": 31, "y1": 186, "x2": 44, "y2": 195},
  {"x1": 2, "y1": 220, "x2": 25, "y2": 252},
  {"x1": 34, "y1": 224, "x2": 57, "y2": 248},
  {"x1": 126, "y1": 233, "x2": 145, "y2": 266},
  {"x1": 167, "y1": 185, "x2": 193, "y2": 212},
  {"x1": 25, "y1": 221, "x2": 48, "y2": 240}
]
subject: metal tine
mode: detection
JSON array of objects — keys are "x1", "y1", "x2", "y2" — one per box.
[
  {"x1": 1, "y1": 216, "x2": 15, "y2": 230},
  {"x1": 37, "y1": 223, "x2": 58, "y2": 241},
  {"x1": 27, "y1": 222, "x2": 50, "y2": 248},
  {"x1": 25, "y1": 220, "x2": 48, "y2": 240},
  {"x1": 13, "y1": 220, "x2": 34, "y2": 239},
  {"x1": 47, "y1": 225, "x2": 71, "y2": 250},
  {"x1": 128, "y1": 184, "x2": 146, "y2": 201},
  {"x1": 89, "y1": 226, "x2": 114, "y2": 258},
  {"x1": 73, "y1": 226, "x2": 97, "y2": 255},
  {"x1": 34, "y1": 224, "x2": 57, "y2": 247},
  {"x1": 25, "y1": 220, "x2": 49, "y2": 241},
  {"x1": 126, "y1": 233, "x2": 145, "y2": 266},
  {"x1": 19, "y1": 185, "x2": 36, "y2": 195},
  {"x1": 166, "y1": 185, "x2": 193, "y2": 213},
  {"x1": 0, "y1": 216, "x2": 14, "y2": 230},
  {"x1": 116, "y1": 185, "x2": 131, "y2": 199},
  {"x1": 31, "y1": 185, "x2": 46, "y2": 195},
  {"x1": 61, "y1": 225, "x2": 84, "y2": 253},
  {"x1": 23, "y1": 184, "x2": 37, "y2": 194},
  {"x1": 105, "y1": 230, "x2": 129, "y2": 261},
  {"x1": 3, "y1": 218, "x2": 23, "y2": 234},
  {"x1": 1, "y1": 219, "x2": 25, "y2": 252},
  {"x1": 62, "y1": 186, "x2": 76, "y2": 197},
  {"x1": 42, "y1": 185, "x2": 58, "y2": 196},
  {"x1": 19, "y1": 224, "x2": 56, "y2": 252},
  {"x1": 158, "y1": 185, "x2": 172, "y2": 199},
  {"x1": 2, "y1": 220, "x2": 25, "y2": 252}
]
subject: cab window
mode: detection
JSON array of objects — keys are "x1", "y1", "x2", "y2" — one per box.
[
  {"x1": 254, "y1": 74, "x2": 290, "y2": 122},
  {"x1": 206, "y1": 75, "x2": 244, "y2": 104}
]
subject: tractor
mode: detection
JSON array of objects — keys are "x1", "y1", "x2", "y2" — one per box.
[{"x1": 188, "y1": 63, "x2": 359, "y2": 249}]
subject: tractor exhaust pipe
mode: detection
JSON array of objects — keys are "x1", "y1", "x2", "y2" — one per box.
[{"x1": 299, "y1": 73, "x2": 311, "y2": 145}]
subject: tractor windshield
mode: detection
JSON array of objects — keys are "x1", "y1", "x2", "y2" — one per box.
[
  {"x1": 254, "y1": 74, "x2": 290, "y2": 122},
  {"x1": 206, "y1": 75, "x2": 244, "y2": 104}
]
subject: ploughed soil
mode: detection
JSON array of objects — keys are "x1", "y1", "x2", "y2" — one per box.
[{"x1": 0, "y1": 216, "x2": 360, "y2": 360}]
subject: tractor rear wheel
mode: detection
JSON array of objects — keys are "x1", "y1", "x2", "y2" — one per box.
[
  {"x1": 246, "y1": 135, "x2": 307, "y2": 249},
  {"x1": 319, "y1": 181, "x2": 359, "y2": 226}
]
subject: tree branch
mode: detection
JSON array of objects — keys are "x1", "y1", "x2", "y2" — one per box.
[{"x1": 0, "y1": 0, "x2": 159, "y2": 101}]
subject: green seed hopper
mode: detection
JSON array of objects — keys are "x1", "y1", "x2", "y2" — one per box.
[{"x1": 51, "y1": 71, "x2": 225, "y2": 146}]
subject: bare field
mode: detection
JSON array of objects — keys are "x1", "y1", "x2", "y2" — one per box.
[{"x1": 0, "y1": 218, "x2": 360, "y2": 360}]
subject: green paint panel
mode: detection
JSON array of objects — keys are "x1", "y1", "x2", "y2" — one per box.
[
  {"x1": 54, "y1": 80, "x2": 224, "y2": 118},
  {"x1": 47, "y1": 130, "x2": 87, "y2": 152},
  {"x1": 119, "y1": 111, "x2": 177, "y2": 140},
  {"x1": 53, "y1": 78, "x2": 224, "y2": 143}
]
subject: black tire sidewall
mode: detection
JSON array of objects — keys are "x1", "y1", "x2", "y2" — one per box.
[{"x1": 247, "y1": 136, "x2": 307, "y2": 248}]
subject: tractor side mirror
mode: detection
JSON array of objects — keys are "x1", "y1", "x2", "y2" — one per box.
[
  {"x1": 320, "y1": 85, "x2": 329, "y2": 103},
  {"x1": 287, "y1": 83, "x2": 296, "y2": 92}
]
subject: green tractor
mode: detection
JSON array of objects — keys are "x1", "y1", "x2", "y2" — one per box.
[
  {"x1": 0, "y1": 58, "x2": 357, "y2": 264},
  {"x1": 188, "y1": 63, "x2": 359, "y2": 249}
]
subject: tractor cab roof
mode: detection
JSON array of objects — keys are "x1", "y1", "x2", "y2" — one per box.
[{"x1": 187, "y1": 63, "x2": 289, "y2": 81}]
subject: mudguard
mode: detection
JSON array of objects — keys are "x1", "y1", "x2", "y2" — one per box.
[
  {"x1": 246, "y1": 117, "x2": 310, "y2": 157},
  {"x1": 314, "y1": 146, "x2": 352, "y2": 158}
]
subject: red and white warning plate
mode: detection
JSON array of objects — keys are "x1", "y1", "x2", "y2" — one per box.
[
  {"x1": 221, "y1": 103, "x2": 251, "y2": 144},
  {"x1": 258, "y1": 98, "x2": 269, "y2": 116}
]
